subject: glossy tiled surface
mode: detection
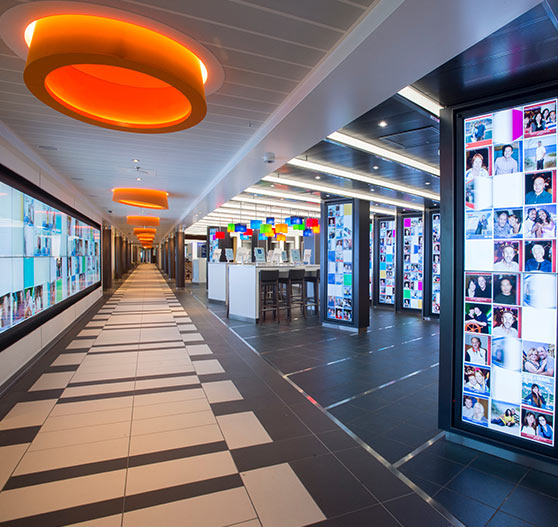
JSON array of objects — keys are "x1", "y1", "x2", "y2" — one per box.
[
  {"x1": 190, "y1": 284, "x2": 558, "y2": 527},
  {"x1": 0, "y1": 265, "x2": 454, "y2": 527}
]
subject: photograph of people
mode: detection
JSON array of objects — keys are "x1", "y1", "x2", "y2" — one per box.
[
  {"x1": 0, "y1": 293, "x2": 11, "y2": 331},
  {"x1": 493, "y1": 210, "x2": 522, "y2": 238},
  {"x1": 536, "y1": 414, "x2": 553, "y2": 442},
  {"x1": 462, "y1": 395, "x2": 476, "y2": 419},
  {"x1": 521, "y1": 411, "x2": 537, "y2": 437},
  {"x1": 23, "y1": 287, "x2": 34, "y2": 319},
  {"x1": 525, "y1": 242, "x2": 552, "y2": 272},
  {"x1": 531, "y1": 208, "x2": 556, "y2": 239},
  {"x1": 464, "y1": 303, "x2": 491, "y2": 334},
  {"x1": 492, "y1": 308, "x2": 519, "y2": 338},
  {"x1": 466, "y1": 115, "x2": 492, "y2": 145},
  {"x1": 465, "y1": 274, "x2": 492, "y2": 301},
  {"x1": 463, "y1": 366, "x2": 490, "y2": 394},
  {"x1": 494, "y1": 243, "x2": 520, "y2": 271},
  {"x1": 525, "y1": 173, "x2": 553, "y2": 204},
  {"x1": 465, "y1": 149, "x2": 492, "y2": 210},
  {"x1": 464, "y1": 336, "x2": 488, "y2": 365},
  {"x1": 491, "y1": 408, "x2": 516, "y2": 428},
  {"x1": 523, "y1": 383, "x2": 547, "y2": 409},
  {"x1": 470, "y1": 401, "x2": 488, "y2": 426},
  {"x1": 532, "y1": 112, "x2": 545, "y2": 134},
  {"x1": 537, "y1": 346, "x2": 555, "y2": 377},
  {"x1": 493, "y1": 275, "x2": 518, "y2": 305},
  {"x1": 494, "y1": 144, "x2": 519, "y2": 174},
  {"x1": 525, "y1": 136, "x2": 556, "y2": 171}
]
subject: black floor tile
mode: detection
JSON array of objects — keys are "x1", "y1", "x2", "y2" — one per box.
[
  {"x1": 434, "y1": 487, "x2": 496, "y2": 527},
  {"x1": 383, "y1": 493, "x2": 452, "y2": 527},
  {"x1": 520, "y1": 469, "x2": 558, "y2": 499},
  {"x1": 424, "y1": 438, "x2": 478, "y2": 466},
  {"x1": 309, "y1": 504, "x2": 400, "y2": 527},
  {"x1": 486, "y1": 511, "x2": 535, "y2": 527},
  {"x1": 447, "y1": 467, "x2": 516, "y2": 509},
  {"x1": 289, "y1": 453, "x2": 378, "y2": 518},
  {"x1": 399, "y1": 452, "x2": 465, "y2": 487},
  {"x1": 316, "y1": 429, "x2": 358, "y2": 452},
  {"x1": 470, "y1": 453, "x2": 529, "y2": 484},
  {"x1": 501, "y1": 486, "x2": 558, "y2": 525}
]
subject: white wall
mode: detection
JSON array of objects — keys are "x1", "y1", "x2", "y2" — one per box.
[{"x1": 0, "y1": 125, "x2": 109, "y2": 388}]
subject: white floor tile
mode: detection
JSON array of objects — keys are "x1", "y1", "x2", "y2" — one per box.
[
  {"x1": 66, "y1": 513, "x2": 123, "y2": 526},
  {"x1": 202, "y1": 381, "x2": 243, "y2": 404},
  {"x1": 66, "y1": 339, "x2": 96, "y2": 349},
  {"x1": 187, "y1": 344, "x2": 213, "y2": 356},
  {"x1": 132, "y1": 398, "x2": 210, "y2": 420},
  {"x1": 131, "y1": 410, "x2": 216, "y2": 436},
  {"x1": 29, "y1": 372, "x2": 75, "y2": 391},
  {"x1": 241, "y1": 464, "x2": 325, "y2": 527},
  {"x1": 51, "y1": 353, "x2": 86, "y2": 366},
  {"x1": 193, "y1": 360, "x2": 225, "y2": 375},
  {"x1": 50, "y1": 397, "x2": 134, "y2": 417},
  {"x1": 216, "y1": 412, "x2": 272, "y2": 449},
  {"x1": 123, "y1": 487, "x2": 257, "y2": 527},
  {"x1": 0, "y1": 443, "x2": 29, "y2": 490},
  {"x1": 41, "y1": 406, "x2": 132, "y2": 432},
  {"x1": 182, "y1": 333, "x2": 204, "y2": 342},
  {"x1": 0, "y1": 400, "x2": 57, "y2": 430}
]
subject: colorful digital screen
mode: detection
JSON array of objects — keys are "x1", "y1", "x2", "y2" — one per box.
[
  {"x1": 462, "y1": 98, "x2": 556, "y2": 447},
  {"x1": 208, "y1": 227, "x2": 219, "y2": 262},
  {"x1": 432, "y1": 213, "x2": 441, "y2": 314},
  {"x1": 0, "y1": 180, "x2": 101, "y2": 336},
  {"x1": 369, "y1": 221, "x2": 373, "y2": 300},
  {"x1": 403, "y1": 216, "x2": 423, "y2": 309},
  {"x1": 326, "y1": 202, "x2": 353, "y2": 322},
  {"x1": 379, "y1": 219, "x2": 395, "y2": 304}
]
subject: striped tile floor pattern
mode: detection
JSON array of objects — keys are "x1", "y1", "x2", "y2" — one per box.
[{"x1": 0, "y1": 266, "x2": 326, "y2": 527}]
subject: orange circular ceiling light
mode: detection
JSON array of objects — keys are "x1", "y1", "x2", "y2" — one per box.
[
  {"x1": 127, "y1": 216, "x2": 160, "y2": 227},
  {"x1": 23, "y1": 14, "x2": 208, "y2": 133},
  {"x1": 113, "y1": 188, "x2": 168, "y2": 209},
  {"x1": 133, "y1": 228, "x2": 157, "y2": 236}
]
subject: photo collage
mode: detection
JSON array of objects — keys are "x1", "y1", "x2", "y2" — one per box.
[
  {"x1": 432, "y1": 213, "x2": 441, "y2": 314},
  {"x1": 462, "y1": 98, "x2": 557, "y2": 446},
  {"x1": 327, "y1": 203, "x2": 353, "y2": 322},
  {"x1": 0, "y1": 181, "x2": 101, "y2": 335},
  {"x1": 369, "y1": 222, "x2": 373, "y2": 300},
  {"x1": 379, "y1": 219, "x2": 395, "y2": 304},
  {"x1": 403, "y1": 216, "x2": 423, "y2": 309}
]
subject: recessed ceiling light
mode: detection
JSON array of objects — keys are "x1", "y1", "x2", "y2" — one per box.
[
  {"x1": 315, "y1": 176, "x2": 321, "y2": 180},
  {"x1": 370, "y1": 189, "x2": 375, "y2": 192},
  {"x1": 425, "y1": 182, "x2": 431, "y2": 185},
  {"x1": 378, "y1": 121, "x2": 388, "y2": 127},
  {"x1": 373, "y1": 166, "x2": 379, "y2": 170},
  {"x1": 132, "y1": 159, "x2": 140, "y2": 163},
  {"x1": 270, "y1": 184, "x2": 274, "y2": 187},
  {"x1": 136, "y1": 177, "x2": 141, "y2": 181}
]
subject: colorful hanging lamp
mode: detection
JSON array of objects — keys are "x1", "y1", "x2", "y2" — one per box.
[
  {"x1": 250, "y1": 219, "x2": 262, "y2": 230},
  {"x1": 127, "y1": 215, "x2": 160, "y2": 227}
]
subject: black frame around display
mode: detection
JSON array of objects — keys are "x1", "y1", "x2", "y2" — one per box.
[
  {"x1": 373, "y1": 215, "x2": 396, "y2": 309},
  {"x1": 424, "y1": 208, "x2": 441, "y2": 318},
  {"x1": 398, "y1": 212, "x2": 425, "y2": 311},
  {"x1": 439, "y1": 84, "x2": 558, "y2": 462},
  {"x1": 0, "y1": 163, "x2": 101, "y2": 353}
]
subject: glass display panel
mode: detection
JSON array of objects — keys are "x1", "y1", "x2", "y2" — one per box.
[
  {"x1": 0, "y1": 180, "x2": 100, "y2": 336},
  {"x1": 432, "y1": 213, "x2": 441, "y2": 314},
  {"x1": 326, "y1": 202, "x2": 353, "y2": 322},
  {"x1": 208, "y1": 228, "x2": 219, "y2": 262},
  {"x1": 403, "y1": 216, "x2": 423, "y2": 309},
  {"x1": 369, "y1": 222, "x2": 373, "y2": 300},
  {"x1": 462, "y1": 98, "x2": 557, "y2": 447},
  {"x1": 379, "y1": 219, "x2": 395, "y2": 304}
]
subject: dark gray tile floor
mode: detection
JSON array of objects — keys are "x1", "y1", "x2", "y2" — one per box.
[{"x1": 187, "y1": 283, "x2": 558, "y2": 527}]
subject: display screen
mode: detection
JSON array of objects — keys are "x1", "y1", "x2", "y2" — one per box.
[
  {"x1": 369, "y1": 221, "x2": 373, "y2": 300},
  {"x1": 326, "y1": 202, "x2": 353, "y2": 322},
  {"x1": 208, "y1": 228, "x2": 219, "y2": 262},
  {"x1": 0, "y1": 179, "x2": 100, "y2": 336},
  {"x1": 432, "y1": 213, "x2": 441, "y2": 314},
  {"x1": 379, "y1": 219, "x2": 396, "y2": 304},
  {"x1": 403, "y1": 216, "x2": 423, "y2": 309},
  {"x1": 462, "y1": 98, "x2": 556, "y2": 447}
]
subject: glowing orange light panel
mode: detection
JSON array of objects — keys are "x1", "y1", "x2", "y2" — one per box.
[
  {"x1": 23, "y1": 15, "x2": 207, "y2": 133},
  {"x1": 127, "y1": 216, "x2": 160, "y2": 227},
  {"x1": 113, "y1": 188, "x2": 168, "y2": 210},
  {"x1": 133, "y1": 228, "x2": 157, "y2": 236}
]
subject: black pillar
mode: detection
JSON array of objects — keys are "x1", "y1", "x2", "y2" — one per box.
[
  {"x1": 102, "y1": 225, "x2": 112, "y2": 290},
  {"x1": 169, "y1": 236, "x2": 176, "y2": 279},
  {"x1": 176, "y1": 229, "x2": 185, "y2": 287},
  {"x1": 114, "y1": 235, "x2": 122, "y2": 280}
]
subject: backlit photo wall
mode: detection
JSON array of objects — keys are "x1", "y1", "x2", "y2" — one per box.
[
  {"x1": 462, "y1": 98, "x2": 556, "y2": 447},
  {"x1": 402, "y1": 216, "x2": 423, "y2": 309},
  {"x1": 0, "y1": 180, "x2": 101, "y2": 337},
  {"x1": 379, "y1": 219, "x2": 395, "y2": 304}
]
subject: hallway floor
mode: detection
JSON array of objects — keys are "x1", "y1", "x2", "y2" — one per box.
[{"x1": 0, "y1": 264, "x2": 459, "y2": 527}]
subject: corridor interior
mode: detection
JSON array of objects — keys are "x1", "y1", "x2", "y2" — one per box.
[{"x1": 0, "y1": 264, "x2": 458, "y2": 527}]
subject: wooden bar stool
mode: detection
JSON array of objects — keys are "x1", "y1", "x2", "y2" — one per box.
[
  {"x1": 304, "y1": 269, "x2": 320, "y2": 316},
  {"x1": 259, "y1": 270, "x2": 280, "y2": 323}
]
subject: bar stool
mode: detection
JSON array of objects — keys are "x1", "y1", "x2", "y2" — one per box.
[
  {"x1": 259, "y1": 270, "x2": 280, "y2": 323},
  {"x1": 279, "y1": 268, "x2": 306, "y2": 321},
  {"x1": 304, "y1": 269, "x2": 320, "y2": 316}
]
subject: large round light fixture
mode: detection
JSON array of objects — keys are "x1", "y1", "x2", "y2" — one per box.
[
  {"x1": 113, "y1": 188, "x2": 168, "y2": 209},
  {"x1": 127, "y1": 216, "x2": 160, "y2": 227},
  {"x1": 133, "y1": 227, "x2": 157, "y2": 236},
  {"x1": 23, "y1": 14, "x2": 208, "y2": 133}
]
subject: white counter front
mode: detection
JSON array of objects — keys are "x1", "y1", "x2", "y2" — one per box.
[
  {"x1": 228, "y1": 264, "x2": 320, "y2": 323},
  {"x1": 208, "y1": 262, "x2": 228, "y2": 302}
]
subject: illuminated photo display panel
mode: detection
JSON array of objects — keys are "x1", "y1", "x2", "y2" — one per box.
[
  {"x1": 432, "y1": 213, "x2": 441, "y2": 314},
  {"x1": 0, "y1": 179, "x2": 101, "y2": 338},
  {"x1": 402, "y1": 216, "x2": 423, "y2": 309},
  {"x1": 462, "y1": 98, "x2": 557, "y2": 447},
  {"x1": 379, "y1": 219, "x2": 395, "y2": 304},
  {"x1": 326, "y1": 202, "x2": 353, "y2": 322}
]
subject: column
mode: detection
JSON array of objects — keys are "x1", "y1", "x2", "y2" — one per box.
[
  {"x1": 176, "y1": 228, "x2": 185, "y2": 287},
  {"x1": 169, "y1": 236, "x2": 176, "y2": 279},
  {"x1": 102, "y1": 225, "x2": 112, "y2": 290}
]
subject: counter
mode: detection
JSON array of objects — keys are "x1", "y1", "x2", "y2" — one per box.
[
  {"x1": 228, "y1": 264, "x2": 320, "y2": 323},
  {"x1": 208, "y1": 262, "x2": 228, "y2": 302}
]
